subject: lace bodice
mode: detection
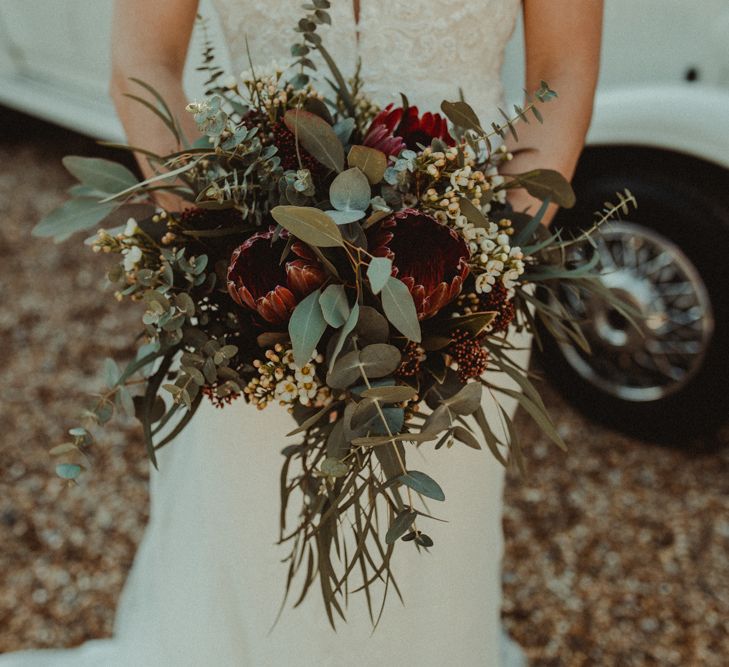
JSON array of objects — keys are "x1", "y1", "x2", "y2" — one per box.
[{"x1": 210, "y1": 0, "x2": 521, "y2": 123}]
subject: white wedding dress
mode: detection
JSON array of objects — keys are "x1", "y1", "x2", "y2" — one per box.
[{"x1": 2, "y1": 1, "x2": 530, "y2": 665}]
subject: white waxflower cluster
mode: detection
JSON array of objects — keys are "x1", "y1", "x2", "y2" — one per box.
[
  {"x1": 419, "y1": 145, "x2": 524, "y2": 293},
  {"x1": 468, "y1": 219, "x2": 525, "y2": 294},
  {"x1": 91, "y1": 218, "x2": 147, "y2": 273},
  {"x1": 243, "y1": 344, "x2": 331, "y2": 411},
  {"x1": 233, "y1": 61, "x2": 325, "y2": 114}
]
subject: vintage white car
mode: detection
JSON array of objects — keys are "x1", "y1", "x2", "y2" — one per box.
[{"x1": 1, "y1": 0, "x2": 727, "y2": 440}]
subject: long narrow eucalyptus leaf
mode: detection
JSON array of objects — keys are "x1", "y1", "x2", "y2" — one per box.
[{"x1": 154, "y1": 391, "x2": 204, "y2": 450}]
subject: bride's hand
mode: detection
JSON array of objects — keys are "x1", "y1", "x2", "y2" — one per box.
[
  {"x1": 506, "y1": 187, "x2": 559, "y2": 228},
  {"x1": 151, "y1": 189, "x2": 194, "y2": 215}
]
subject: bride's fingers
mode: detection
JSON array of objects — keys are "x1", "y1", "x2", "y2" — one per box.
[{"x1": 152, "y1": 190, "x2": 194, "y2": 214}]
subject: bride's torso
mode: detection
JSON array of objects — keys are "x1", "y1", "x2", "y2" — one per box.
[{"x1": 210, "y1": 0, "x2": 521, "y2": 121}]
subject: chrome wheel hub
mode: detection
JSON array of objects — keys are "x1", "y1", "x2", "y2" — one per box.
[{"x1": 555, "y1": 222, "x2": 714, "y2": 402}]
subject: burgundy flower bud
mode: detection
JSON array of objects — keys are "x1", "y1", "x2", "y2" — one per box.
[
  {"x1": 362, "y1": 103, "x2": 455, "y2": 156},
  {"x1": 368, "y1": 208, "x2": 470, "y2": 319},
  {"x1": 227, "y1": 228, "x2": 325, "y2": 325}
]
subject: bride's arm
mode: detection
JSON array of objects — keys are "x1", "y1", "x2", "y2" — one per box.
[
  {"x1": 110, "y1": 0, "x2": 201, "y2": 208},
  {"x1": 504, "y1": 0, "x2": 603, "y2": 226}
]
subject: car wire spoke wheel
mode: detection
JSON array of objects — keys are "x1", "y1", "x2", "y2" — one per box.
[{"x1": 555, "y1": 221, "x2": 714, "y2": 402}]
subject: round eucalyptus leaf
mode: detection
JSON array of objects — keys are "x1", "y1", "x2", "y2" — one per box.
[
  {"x1": 354, "y1": 306, "x2": 390, "y2": 344},
  {"x1": 329, "y1": 167, "x2": 371, "y2": 212},
  {"x1": 326, "y1": 350, "x2": 363, "y2": 389},
  {"x1": 347, "y1": 145, "x2": 388, "y2": 184},
  {"x1": 56, "y1": 463, "x2": 83, "y2": 480},
  {"x1": 360, "y1": 343, "x2": 402, "y2": 378},
  {"x1": 325, "y1": 209, "x2": 366, "y2": 225}
]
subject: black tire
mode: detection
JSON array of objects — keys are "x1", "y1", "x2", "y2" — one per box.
[{"x1": 537, "y1": 147, "x2": 729, "y2": 443}]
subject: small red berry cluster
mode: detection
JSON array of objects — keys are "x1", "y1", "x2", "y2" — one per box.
[{"x1": 448, "y1": 329, "x2": 489, "y2": 382}]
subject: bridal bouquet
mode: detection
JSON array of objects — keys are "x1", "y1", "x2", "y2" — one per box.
[{"x1": 34, "y1": 4, "x2": 634, "y2": 625}]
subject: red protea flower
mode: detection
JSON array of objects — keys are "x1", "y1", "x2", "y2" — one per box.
[
  {"x1": 363, "y1": 103, "x2": 455, "y2": 155},
  {"x1": 368, "y1": 208, "x2": 470, "y2": 319},
  {"x1": 227, "y1": 227, "x2": 325, "y2": 325}
]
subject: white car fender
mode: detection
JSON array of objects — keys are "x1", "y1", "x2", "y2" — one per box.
[{"x1": 587, "y1": 84, "x2": 729, "y2": 170}]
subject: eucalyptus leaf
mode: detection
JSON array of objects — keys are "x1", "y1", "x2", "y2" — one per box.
[
  {"x1": 397, "y1": 470, "x2": 445, "y2": 501},
  {"x1": 443, "y1": 381, "x2": 482, "y2": 415},
  {"x1": 332, "y1": 116, "x2": 356, "y2": 144},
  {"x1": 32, "y1": 198, "x2": 118, "y2": 242},
  {"x1": 327, "y1": 420, "x2": 349, "y2": 459},
  {"x1": 458, "y1": 195, "x2": 489, "y2": 227},
  {"x1": 354, "y1": 306, "x2": 390, "y2": 344},
  {"x1": 509, "y1": 169, "x2": 576, "y2": 209},
  {"x1": 62, "y1": 156, "x2": 138, "y2": 195},
  {"x1": 56, "y1": 463, "x2": 83, "y2": 480},
  {"x1": 327, "y1": 341, "x2": 400, "y2": 388},
  {"x1": 385, "y1": 510, "x2": 417, "y2": 545},
  {"x1": 328, "y1": 302, "x2": 360, "y2": 371},
  {"x1": 347, "y1": 145, "x2": 388, "y2": 184},
  {"x1": 366, "y1": 257, "x2": 393, "y2": 295},
  {"x1": 374, "y1": 439, "x2": 407, "y2": 480},
  {"x1": 325, "y1": 209, "x2": 366, "y2": 225},
  {"x1": 514, "y1": 196, "x2": 552, "y2": 247},
  {"x1": 440, "y1": 100, "x2": 483, "y2": 133},
  {"x1": 288, "y1": 288, "x2": 328, "y2": 367},
  {"x1": 452, "y1": 425, "x2": 482, "y2": 450},
  {"x1": 349, "y1": 398, "x2": 379, "y2": 431},
  {"x1": 271, "y1": 205, "x2": 344, "y2": 247},
  {"x1": 421, "y1": 403, "x2": 452, "y2": 434},
  {"x1": 287, "y1": 403, "x2": 334, "y2": 436},
  {"x1": 360, "y1": 385, "x2": 416, "y2": 403},
  {"x1": 49, "y1": 443, "x2": 79, "y2": 457},
  {"x1": 319, "y1": 284, "x2": 350, "y2": 328},
  {"x1": 329, "y1": 167, "x2": 371, "y2": 212},
  {"x1": 352, "y1": 433, "x2": 436, "y2": 446},
  {"x1": 360, "y1": 344, "x2": 402, "y2": 377},
  {"x1": 283, "y1": 108, "x2": 345, "y2": 172},
  {"x1": 380, "y1": 277, "x2": 421, "y2": 342},
  {"x1": 367, "y1": 407, "x2": 405, "y2": 435},
  {"x1": 440, "y1": 311, "x2": 497, "y2": 338}
]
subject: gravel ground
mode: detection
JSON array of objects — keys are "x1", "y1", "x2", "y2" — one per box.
[{"x1": 1, "y1": 109, "x2": 728, "y2": 664}]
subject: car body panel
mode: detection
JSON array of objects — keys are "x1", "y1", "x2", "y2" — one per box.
[{"x1": 501, "y1": 0, "x2": 729, "y2": 168}]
